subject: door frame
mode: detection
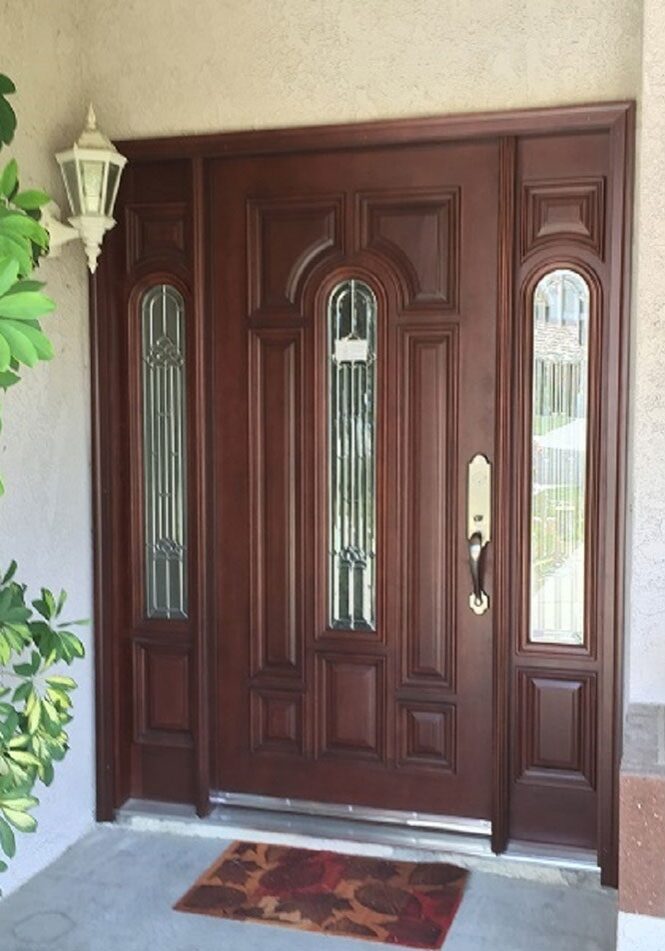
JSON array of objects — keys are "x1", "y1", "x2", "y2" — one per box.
[{"x1": 90, "y1": 101, "x2": 634, "y2": 885}]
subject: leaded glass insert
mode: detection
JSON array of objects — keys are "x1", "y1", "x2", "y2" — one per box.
[
  {"x1": 328, "y1": 279, "x2": 377, "y2": 631},
  {"x1": 141, "y1": 284, "x2": 188, "y2": 620},
  {"x1": 529, "y1": 269, "x2": 590, "y2": 645}
]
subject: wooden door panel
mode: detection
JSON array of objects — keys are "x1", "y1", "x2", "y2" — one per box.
[
  {"x1": 399, "y1": 327, "x2": 457, "y2": 688},
  {"x1": 317, "y1": 654, "x2": 386, "y2": 760},
  {"x1": 248, "y1": 196, "x2": 344, "y2": 318},
  {"x1": 212, "y1": 139, "x2": 499, "y2": 820},
  {"x1": 358, "y1": 189, "x2": 459, "y2": 310},
  {"x1": 398, "y1": 702, "x2": 456, "y2": 770},
  {"x1": 249, "y1": 328, "x2": 303, "y2": 679}
]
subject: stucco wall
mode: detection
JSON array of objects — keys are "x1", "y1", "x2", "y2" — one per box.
[
  {"x1": 84, "y1": 0, "x2": 641, "y2": 139},
  {"x1": 0, "y1": 1, "x2": 94, "y2": 896},
  {"x1": 0, "y1": 0, "x2": 648, "y2": 897},
  {"x1": 627, "y1": 0, "x2": 665, "y2": 704}
]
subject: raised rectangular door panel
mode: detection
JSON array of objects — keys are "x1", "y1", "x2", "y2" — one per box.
[
  {"x1": 250, "y1": 688, "x2": 304, "y2": 755},
  {"x1": 317, "y1": 654, "x2": 385, "y2": 760},
  {"x1": 398, "y1": 701, "x2": 456, "y2": 770},
  {"x1": 521, "y1": 178, "x2": 605, "y2": 259},
  {"x1": 133, "y1": 640, "x2": 193, "y2": 747},
  {"x1": 399, "y1": 327, "x2": 457, "y2": 688},
  {"x1": 125, "y1": 202, "x2": 188, "y2": 269},
  {"x1": 517, "y1": 670, "x2": 596, "y2": 787},
  {"x1": 249, "y1": 329, "x2": 303, "y2": 679},
  {"x1": 358, "y1": 189, "x2": 459, "y2": 310}
]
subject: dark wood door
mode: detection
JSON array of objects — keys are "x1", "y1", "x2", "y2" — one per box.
[
  {"x1": 92, "y1": 104, "x2": 633, "y2": 884},
  {"x1": 210, "y1": 140, "x2": 499, "y2": 819}
]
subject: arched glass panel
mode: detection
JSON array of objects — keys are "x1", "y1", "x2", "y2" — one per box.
[
  {"x1": 141, "y1": 285, "x2": 188, "y2": 620},
  {"x1": 529, "y1": 269, "x2": 590, "y2": 645},
  {"x1": 328, "y1": 279, "x2": 377, "y2": 630}
]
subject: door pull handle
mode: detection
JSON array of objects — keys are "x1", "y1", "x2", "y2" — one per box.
[
  {"x1": 468, "y1": 530, "x2": 489, "y2": 615},
  {"x1": 467, "y1": 454, "x2": 491, "y2": 615}
]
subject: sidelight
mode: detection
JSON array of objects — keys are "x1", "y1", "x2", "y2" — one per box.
[
  {"x1": 328, "y1": 279, "x2": 377, "y2": 630},
  {"x1": 141, "y1": 284, "x2": 188, "y2": 620},
  {"x1": 529, "y1": 269, "x2": 590, "y2": 646}
]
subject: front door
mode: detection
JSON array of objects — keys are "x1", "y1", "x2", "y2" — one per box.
[
  {"x1": 93, "y1": 104, "x2": 633, "y2": 884},
  {"x1": 211, "y1": 140, "x2": 499, "y2": 820}
]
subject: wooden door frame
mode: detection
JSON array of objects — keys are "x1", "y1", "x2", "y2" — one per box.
[{"x1": 90, "y1": 101, "x2": 634, "y2": 885}]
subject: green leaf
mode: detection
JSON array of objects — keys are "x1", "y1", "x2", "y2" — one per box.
[
  {"x1": 7, "y1": 751, "x2": 41, "y2": 769},
  {"x1": 11, "y1": 662, "x2": 34, "y2": 676},
  {"x1": 0, "y1": 76, "x2": 15, "y2": 95},
  {"x1": 1, "y1": 320, "x2": 53, "y2": 360},
  {"x1": 26, "y1": 695, "x2": 40, "y2": 734},
  {"x1": 11, "y1": 682, "x2": 31, "y2": 704},
  {"x1": 7, "y1": 736, "x2": 28, "y2": 750},
  {"x1": 0, "y1": 325, "x2": 38, "y2": 367},
  {"x1": 0, "y1": 235, "x2": 32, "y2": 277},
  {"x1": 0, "y1": 292, "x2": 55, "y2": 319},
  {"x1": 0, "y1": 97, "x2": 16, "y2": 147},
  {"x1": 0, "y1": 368, "x2": 20, "y2": 390},
  {"x1": 3, "y1": 279, "x2": 45, "y2": 295},
  {"x1": 1, "y1": 561, "x2": 17, "y2": 585},
  {"x1": 0, "y1": 331, "x2": 10, "y2": 373},
  {"x1": 0, "y1": 817, "x2": 15, "y2": 858},
  {"x1": 2, "y1": 807, "x2": 37, "y2": 833},
  {"x1": 12, "y1": 190, "x2": 50, "y2": 211},
  {"x1": 0, "y1": 160, "x2": 17, "y2": 200},
  {"x1": 0, "y1": 214, "x2": 48, "y2": 249},
  {"x1": 0, "y1": 258, "x2": 19, "y2": 299},
  {"x1": 46, "y1": 676, "x2": 76, "y2": 690}
]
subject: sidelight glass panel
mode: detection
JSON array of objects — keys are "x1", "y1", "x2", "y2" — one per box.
[
  {"x1": 328, "y1": 279, "x2": 377, "y2": 630},
  {"x1": 529, "y1": 269, "x2": 590, "y2": 645},
  {"x1": 141, "y1": 284, "x2": 188, "y2": 620}
]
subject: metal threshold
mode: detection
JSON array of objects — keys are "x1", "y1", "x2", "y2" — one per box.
[
  {"x1": 212, "y1": 790, "x2": 491, "y2": 838},
  {"x1": 117, "y1": 797, "x2": 602, "y2": 890}
]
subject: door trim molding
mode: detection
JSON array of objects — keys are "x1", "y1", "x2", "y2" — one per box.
[
  {"x1": 115, "y1": 102, "x2": 632, "y2": 162},
  {"x1": 91, "y1": 101, "x2": 634, "y2": 887}
]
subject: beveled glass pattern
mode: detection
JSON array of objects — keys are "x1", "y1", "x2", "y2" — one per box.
[
  {"x1": 328, "y1": 279, "x2": 377, "y2": 630},
  {"x1": 141, "y1": 285, "x2": 188, "y2": 619},
  {"x1": 529, "y1": 269, "x2": 590, "y2": 645}
]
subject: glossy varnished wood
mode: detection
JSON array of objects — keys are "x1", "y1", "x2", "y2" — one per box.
[
  {"x1": 91, "y1": 103, "x2": 634, "y2": 885},
  {"x1": 210, "y1": 138, "x2": 499, "y2": 818}
]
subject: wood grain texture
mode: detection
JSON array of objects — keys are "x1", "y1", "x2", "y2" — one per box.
[
  {"x1": 249, "y1": 329, "x2": 303, "y2": 679},
  {"x1": 90, "y1": 104, "x2": 633, "y2": 881}
]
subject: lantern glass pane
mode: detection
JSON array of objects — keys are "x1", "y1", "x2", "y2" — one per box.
[
  {"x1": 104, "y1": 163, "x2": 120, "y2": 216},
  {"x1": 62, "y1": 159, "x2": 82, "y2": 217},
  {"x1": 80, "y1": 159, "x2": 106, "y2": 214}
]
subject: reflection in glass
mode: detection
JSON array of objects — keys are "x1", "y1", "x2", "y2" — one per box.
[
  {"x1": 329, "y1": 279, "x2": 377, "y2": 630},
  {"x1": 141, "y1": 285, "x2": 188, "y2": 619},
  {"x1": 529, "y1": 269, "x2": 589, "y2": 645}
]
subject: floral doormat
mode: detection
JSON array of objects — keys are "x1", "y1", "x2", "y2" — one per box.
[{"x1": 175, "y1": 841, "x2": 468, "y2": 948}]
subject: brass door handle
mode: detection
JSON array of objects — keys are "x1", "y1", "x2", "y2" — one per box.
[
  {"x1": 468, "y1": 530, "x2": 489, "y2": 615},
  {"x1": 467, "y1": 454, "x2": 491, "y2": 615}
]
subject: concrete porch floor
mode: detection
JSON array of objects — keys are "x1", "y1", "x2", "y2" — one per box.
[{"x1": 0, "y1": 826, "x2": 617, "y2": 950}]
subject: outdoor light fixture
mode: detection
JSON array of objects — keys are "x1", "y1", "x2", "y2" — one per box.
[{"x1": 45, "y1": 104, "x2": 127, "y2": 273}]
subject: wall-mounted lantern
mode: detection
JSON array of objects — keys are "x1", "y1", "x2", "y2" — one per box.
[{"x1": 44, "y1": 105, "x2": 127, "y2": 273}]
